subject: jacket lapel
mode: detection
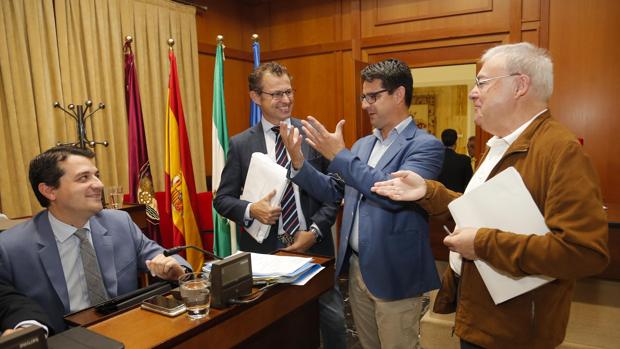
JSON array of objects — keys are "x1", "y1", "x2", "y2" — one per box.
[
  {"x1": 89, "y1": 217, "x2": 117, "y2": 297},
  {"x1": 35, "y1": 211, "x2": 70, "y2": 312},
  {"x1": 374, "y1": 121, "x2": 417, "y2": 170},
  {"x1": 249, "y1": 122, "x2": 267, "y2": 154}
]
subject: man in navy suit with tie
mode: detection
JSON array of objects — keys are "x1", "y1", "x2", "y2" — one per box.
[
  {"x1": 213, "y1": 62, "x2": 346, "y2": 349},
  {"x1": 280, "y1": 59, "x2": 444, "y2": 348}
]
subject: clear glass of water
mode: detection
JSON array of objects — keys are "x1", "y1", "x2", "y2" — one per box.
[
  {"x1": 106, "y1": 186, "x2": 123, "y2": 209},
  {"x1": 178, "y1": 271, "x2": 211, "y2": 320}
]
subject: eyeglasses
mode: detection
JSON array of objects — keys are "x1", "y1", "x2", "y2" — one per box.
[
  {"x1": 474, "y1": 73, "x2": 521, "y2": 89},
  {"x1": 260, "y1": 89, "x2": 295, "y2": 100},
  {"x1": 360, "y1": 89, "x2": 389, "y2": 104}
]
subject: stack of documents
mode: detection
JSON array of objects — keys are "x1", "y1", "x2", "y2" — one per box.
[
  {"x1": 448, "y1": 166, "x2": 554, "y2": 304},
  {"x1": 204, "y1": 252, "x2": 324, "y2": 286},
  {"x1": 240, "y1": 152, "x2": 288, "y2": 243}
]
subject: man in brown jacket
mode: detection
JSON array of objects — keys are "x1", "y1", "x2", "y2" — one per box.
[{"x1": 371, "y1": 42, "x2": 609, "y2": 349}]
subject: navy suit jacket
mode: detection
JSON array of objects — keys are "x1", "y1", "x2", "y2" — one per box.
[
  {"x1": 0, "y1": 209, "x2": 190, "y2": 333},
  {"x1": 213, "y1": 118, "x2": 339, "y2": 256},
  {"x1": 292, "y1": 122, "x2": 444, "y2": 300}
]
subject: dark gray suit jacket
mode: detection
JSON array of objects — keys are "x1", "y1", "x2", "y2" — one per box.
[{"x1": 213, "y1": 118, "x2": 339, "y2": 256}]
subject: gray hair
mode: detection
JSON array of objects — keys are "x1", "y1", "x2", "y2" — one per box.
[{"x1": 481, "y1": 42, "x2": 553, "y2": 101}]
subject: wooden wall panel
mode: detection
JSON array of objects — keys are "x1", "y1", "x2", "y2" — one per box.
[
  {"x1": 278, "y1": 54, "x2": 341, "y2": 132},
  {"x1": 196, "y1": 1, "x2": 249, "y2": 51},
  {"x1": 360, "y1": 0, "x2": 511, "y2": 39},
  {"x1": 549, "y1": 0, "x2": 620, "y2": 206},
  {"x1": 522, "y1": 0, "x2": 541, "y2": 22},
  {"x1": 374, "y1": 0, "x2": 493, "y2": 25},
  {"x1": 265, "y1": 0, "x2": 344, "y2": 50}
]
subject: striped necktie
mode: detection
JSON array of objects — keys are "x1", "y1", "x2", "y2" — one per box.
[
  {"x1": 272, "y1": 126, "x2": 300, "y2": 244},
  {"x1": 75, "y1": 228, "x2": 109, "y2": 306}
]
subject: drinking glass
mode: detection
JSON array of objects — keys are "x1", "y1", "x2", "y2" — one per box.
[
  {"x1": 106, "y1": 186, "x2": 123, "y2": 209},
  {"x1": 178, "y1": 272, "x2": 211, "y2": 319}
]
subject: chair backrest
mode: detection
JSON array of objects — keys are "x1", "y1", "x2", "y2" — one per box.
[{"x1": 196, "y1": 192, "x2": 214, "y2": 252}]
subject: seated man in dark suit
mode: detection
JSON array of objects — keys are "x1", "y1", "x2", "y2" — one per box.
[
  {"x1": 437, "y1": 128, "x2": 473, "y2": 192},
  {"x1": 0, "y1": 281, "x2": 52, "y2": 337},
  {"x1": 0, "y1": 146, "x2": 191, "y2": 333}
]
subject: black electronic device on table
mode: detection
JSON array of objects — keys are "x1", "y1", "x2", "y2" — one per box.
[
  {"x1": 0, "y1": 326, "x2": 47, "y2": 349},
  {"x1": 210, "y1": 252, "x2": 253, "y2": 308}
]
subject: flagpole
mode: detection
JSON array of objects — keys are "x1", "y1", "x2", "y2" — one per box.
[{"x1": 250, "y1": 34, "x2": 262, "y2": 127}]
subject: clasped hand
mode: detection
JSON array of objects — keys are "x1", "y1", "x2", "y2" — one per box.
[{"x1": 146, "y1": 254, "x2": 186, "y2": 280}]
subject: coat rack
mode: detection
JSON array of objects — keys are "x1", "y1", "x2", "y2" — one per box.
[{"x1": 53, "y1": 100, "x2": 109, "y2": 149}]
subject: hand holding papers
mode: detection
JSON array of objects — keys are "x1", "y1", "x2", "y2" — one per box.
[
  {"x1": 448, "y1": 167, "x2": 554, "y2": 304},
  {"x1": 240, "y1": 152, "x2": 288, "y2": 243}
]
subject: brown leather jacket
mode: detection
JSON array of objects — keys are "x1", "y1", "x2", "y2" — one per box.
[{"x1": 420, "y1": 112, "x2": 609, "y2": 349}]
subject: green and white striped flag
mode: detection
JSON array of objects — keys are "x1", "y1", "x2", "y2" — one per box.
[{"x1": 212, "y1": 39, "x2": 236, "y2": 257}]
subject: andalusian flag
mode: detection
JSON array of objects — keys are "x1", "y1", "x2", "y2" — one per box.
[
  {"x1": 164, "y1": 46, "x2": 203, "y2": 271},
  {"x1": 212, "y1": 39, "x2": 235, "y2": 257}
]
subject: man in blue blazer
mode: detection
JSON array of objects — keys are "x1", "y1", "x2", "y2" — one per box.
[
  {"x1": 280, "y1": 59, "x2": 444, "y2": 348},
  {"x1": 0, "y1": 146, "x2": 190, "y2": 333}
]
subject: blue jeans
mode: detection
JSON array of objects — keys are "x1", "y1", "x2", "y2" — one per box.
[{"x1": 318, "y1": 285, "x2": 347, "y2": 349}]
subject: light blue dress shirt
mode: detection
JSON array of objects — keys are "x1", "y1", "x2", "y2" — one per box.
[{"x1": 48, "y1": 213, "x2": 100, "y2": 312}]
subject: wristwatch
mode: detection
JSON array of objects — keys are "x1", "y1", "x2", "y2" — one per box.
[{"x1": 309, "y1": 226, "x2": 323, "y2": 243}]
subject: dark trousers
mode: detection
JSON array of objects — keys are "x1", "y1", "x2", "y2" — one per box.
[{"x1": 461, "y1": 339, "x2": 486, "y2": 349}]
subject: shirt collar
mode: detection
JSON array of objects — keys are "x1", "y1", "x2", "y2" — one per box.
[
  {"x1": 261, "y1": 118, "x2": 291, "y2": 134},
  {"x1": 372, "y1": 117, "x2": 412, "y2": 142},
  {"x1": 486, "y1": 108, "x2": 548, "y2": 149},
  {"x1": 48, "y1": 211, "x2": 91, "y2": 243}
]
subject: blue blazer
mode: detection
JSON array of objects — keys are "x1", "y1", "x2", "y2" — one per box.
[
  {"x1": 0, "y1": 209, "x2": 190, "y2": 333},
  {"x1": 292, "y1": 122, "x2": 444, "y2": 300}
]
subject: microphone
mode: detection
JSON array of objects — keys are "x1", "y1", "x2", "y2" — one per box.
[{"x1": 163, "y1": 245, "x2": 223, "y2": 260}]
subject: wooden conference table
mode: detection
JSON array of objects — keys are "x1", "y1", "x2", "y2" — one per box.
[{"x1": 68, "y1": 252, "x2": 334, "y2": 349}]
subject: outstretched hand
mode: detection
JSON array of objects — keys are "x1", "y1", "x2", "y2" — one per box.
[
  {"x1": 279, "y1": 121, "x2": 305, "y2": 170},
  {"x1": 249, "y1": 190, "x2": 282, "y2": 225},
  {"x1": 370, "y1": 170, "x2": 427, "y2": 201},
  {"x1": 301, "y1": 116, "x2": 346, "y2": 160}
]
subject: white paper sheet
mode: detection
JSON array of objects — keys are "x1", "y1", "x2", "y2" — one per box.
[
  {"x1": 448, "y1": 166, "x2": 554, "y2": 304},
  {"x1": 240, "y1": 152, "x2": 288, "y2": 243}
]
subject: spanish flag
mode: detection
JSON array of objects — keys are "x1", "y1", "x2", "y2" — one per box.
[{"x1": 164, "y1": 46, "x2": 203, "y2": 271}]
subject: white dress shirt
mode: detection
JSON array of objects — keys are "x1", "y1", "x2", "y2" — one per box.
[{"x1": 450, "y1": 109, "x2": 548, "y2": 275}]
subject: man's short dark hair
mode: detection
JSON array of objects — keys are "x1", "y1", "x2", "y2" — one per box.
[
  {"x1": 248, "y1": 62, "x2": 292, "y2": 92},
  {"x1": 29, "y1": 146, "x2": 95, "y2": 207},
  {"x1": 361, "y1": 58, "x2": 413, "y2": 107},
  {"x1": 441, "y1": 129, "x2": 458, "y2": 147}
]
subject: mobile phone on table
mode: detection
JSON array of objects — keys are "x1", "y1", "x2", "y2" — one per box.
[{"x1": 141, "y1": 295, "x2": 186, "y2": 317}]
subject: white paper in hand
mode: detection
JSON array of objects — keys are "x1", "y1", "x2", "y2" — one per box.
[
  {"x1": 448, "y1": 166, "x2": 554, "y2": 304},
  {"x1": 240, "y1": 152, "x2": 288, "y2": 243}
]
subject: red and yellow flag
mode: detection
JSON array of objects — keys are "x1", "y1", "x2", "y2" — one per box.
[{"x1": 164, "y1": 48, "x2": 203, "y2": 271}]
